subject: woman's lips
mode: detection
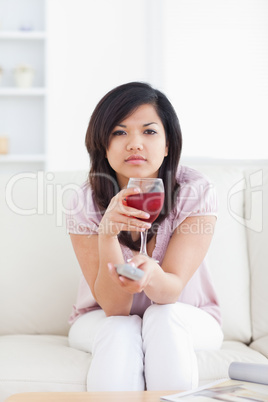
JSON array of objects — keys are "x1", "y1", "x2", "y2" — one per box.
[{"x1": 125, "y1": 155, "x2": 146, "y2": 165}]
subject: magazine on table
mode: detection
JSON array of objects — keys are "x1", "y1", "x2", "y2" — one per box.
[{"x1": 161, "y1": 362, "x2": 268, "y2": 402}]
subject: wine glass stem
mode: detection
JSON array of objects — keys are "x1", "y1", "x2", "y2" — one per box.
[{"x1": 140, "y1": 229, "x2": 149, "y2": 256}]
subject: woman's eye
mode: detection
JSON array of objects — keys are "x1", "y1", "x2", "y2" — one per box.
[
  {"x1": 112, "y1": 130, "x2": 127, "y2": 136},
  {"x1": 144, "y1": 129, "x2": 157, "y2": 135}
]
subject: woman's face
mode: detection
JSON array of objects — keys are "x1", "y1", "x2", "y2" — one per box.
[{"x1": 106, "y1": 104, "x2": 168, "y2": 189}]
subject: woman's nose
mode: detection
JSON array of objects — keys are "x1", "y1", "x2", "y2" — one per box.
[
  {"x1": 126, "y1": 142, "x2": 143, "y2": 151},
  {"x1": 126, "y1": 136, "x2": 143, "y2": 151}
]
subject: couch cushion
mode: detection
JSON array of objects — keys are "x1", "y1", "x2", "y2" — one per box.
[
  {"x1": 197, "y1": 340, "x2": 268, "y2": 385},
  {"x1": 188, "y1": 164, "x2": 251, "y2": 343},
  {"x1": 0, "y1": 335, "x2": 91, "y2": 402},
  {"x1": 0, "y1": 336, "x2": 265, "y2": 401},
  {"x1": 0, "y1": 171, "x2": 86, "y2": 336},
  {"x1": 245, "y1": 167, "x2": 268, "y2": 341}
]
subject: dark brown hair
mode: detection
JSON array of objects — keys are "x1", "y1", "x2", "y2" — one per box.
[{"x1": 85, "y1": 82, "x2": 182, "y2": 250}]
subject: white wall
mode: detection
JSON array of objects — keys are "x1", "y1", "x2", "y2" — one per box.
[
  {"x1": 163, "y1": 0, "x2": 268, "y2": 160},
  {"x1": 46, "y1": 0, "x2": 150, "y2": 171},
  {"x1": 46, "y1": 0, "x2": 268, "y2": 171}
]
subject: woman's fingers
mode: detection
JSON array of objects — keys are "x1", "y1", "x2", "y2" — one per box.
[
  {"x1": 130, "y1": 254, "x2": 156, "y2": 268},
  {"x1": 121, "y1": 186, "x2": 141, "y2": 198},
  {"x1": 107, "y1": 262, "x2": 145, "y2": 294},
  {"x1": 118, "y1": 188, "x2": 151, "y2": 220},
  {"x1": 117, "y1": 213, "x2": 151, "y2": 228},
  {"x1": 100, "y1": 186, "x2": 151, "y2": 237},
  {"x1": 98, "y1": 213, "x2": 151, "y2": 236},
  {"x1": 110, "y1": 217, "x2": 151, "y2": 234}
]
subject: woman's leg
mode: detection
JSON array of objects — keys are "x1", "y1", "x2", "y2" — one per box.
[
  {"x1": 88, "y1": 314, "x2": 145, "y2": 391},
  {"x1": 142, "y1": 303, "x2": 223, "y2": 391},
  {"x1": 68, "y1": 309, "x2": 107, "y2": 352},
  {"x1": 69, "y1": 310, "x2": 145, "y2": 391}
]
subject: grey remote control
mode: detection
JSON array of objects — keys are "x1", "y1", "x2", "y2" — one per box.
[{"x1": 115, "y1": 263, "x2": 144, "y2": 281}]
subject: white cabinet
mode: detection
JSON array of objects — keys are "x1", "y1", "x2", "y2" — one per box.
[{"x1": 0, "y1": 0, "x2": 46, "y2": 173}]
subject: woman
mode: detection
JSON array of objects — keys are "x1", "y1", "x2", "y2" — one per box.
[{"x1": 67, "y1": 82, "x2": 223, "y2": 391}]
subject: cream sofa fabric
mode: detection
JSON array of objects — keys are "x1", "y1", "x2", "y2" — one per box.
[{"x1": 0, "y1": 162, "x2": 268, "y2": 401}]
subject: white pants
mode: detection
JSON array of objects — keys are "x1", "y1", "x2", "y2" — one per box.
[{"x1": 69, "y1": 303, "x2": 223, "y2": 391}]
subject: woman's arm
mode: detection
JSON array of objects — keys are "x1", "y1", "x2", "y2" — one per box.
[
  {"x1": 70, "y1": 186, "x2": 151, "y2": 317},
  {"x1": 109, "y1": 215, "x2": 216, "y2": 305},
  {"x1": 145, "y1": 215, "x2": 217, "y2": 303},
  {"x1": 70, "y1": 233, "x2": 133, "y2": 316}
]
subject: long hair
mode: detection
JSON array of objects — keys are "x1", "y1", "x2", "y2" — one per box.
[{"x1": 85, "y1": 82, "x2": 182, "y2": 250}]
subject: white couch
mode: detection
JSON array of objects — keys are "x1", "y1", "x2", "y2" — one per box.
[{"x1": 1, "y1": 161, "x2": 268, "y2": 401}]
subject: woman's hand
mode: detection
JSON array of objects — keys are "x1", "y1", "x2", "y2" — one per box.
[
  {"x1": 107, "y1": 254, "x2": 160, "y2": 295},
  {"x1": 98, "y1": 187, "x2": 151, "y2": 237}
]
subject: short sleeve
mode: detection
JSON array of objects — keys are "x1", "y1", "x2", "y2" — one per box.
[
  {"x1": 171, "y1": 166, "x2": 218, "y2": 231},
  {"x1": 66, "y1": 182, "x2": 102, "y2": 235}
]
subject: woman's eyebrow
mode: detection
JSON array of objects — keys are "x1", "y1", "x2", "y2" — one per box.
[
  {"x1": 143, "y1": 122, "x2": 158, "y2": 127},
  {"x1": 116, "y1": 122, "x2": 158, "y2": 128}
]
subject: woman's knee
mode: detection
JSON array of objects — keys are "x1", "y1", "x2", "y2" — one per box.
[
  {"x1": 92, "y1": 314, "x2": 143, "y2": 352},
  {"x1": 143, "y1": 303, "x2": 182, "y2": 329},
  {"x1": 101, "y1": 314, "x2": 142, "y2": 338},
  {"x1": 68, "y1": 309, "x2": 107, "y2": 352}
]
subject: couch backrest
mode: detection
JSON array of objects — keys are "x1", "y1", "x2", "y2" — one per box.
[
  {"x1": 1, "y1": 164, "x2": 267, "y2": 340},
  {"x1": 0, "y1": 171, "x2": 87, "y2": 336},
  {"x1": 190, "y1": 165, "x2": 252, "y2": 343},
  {"x1": 189, "y1": 163, "x2": 268, "y2": 343}
]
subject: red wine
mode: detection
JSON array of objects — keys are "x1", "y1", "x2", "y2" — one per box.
[{"x1": 126, "y1": 192, "x2": 164, "y2": 223}]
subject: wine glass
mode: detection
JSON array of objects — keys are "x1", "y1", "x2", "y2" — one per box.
[{"x1": 126, "y1": 178, "x2": 165, "y2": 257}]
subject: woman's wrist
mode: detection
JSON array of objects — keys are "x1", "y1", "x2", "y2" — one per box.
[
  {"x1": 145, "y1": 262, "x2": 162, "y2": 289},
  {"x1": 98, "y1": 231, "x2": 124, "y2": 266},
  {"x1": 98, "y1": 222, "x2": 119, "y2": 238},
  {"x1": 145, "y1": 266, "x2": 181, "y2": 304}
]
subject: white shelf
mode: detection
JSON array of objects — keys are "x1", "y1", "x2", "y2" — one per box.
[
  {"x1": 0, "y1": 31, "x2": 46, "y2": 40},
  {"x1": 0, "y1": 1, "x2": 47, "y2": 171},
  {"x1": 0, "y1": 87, "x2": 46, "y2": 96},
  {"x1": 0, "y1": 154, "x2": 46, "y2": 163}
]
